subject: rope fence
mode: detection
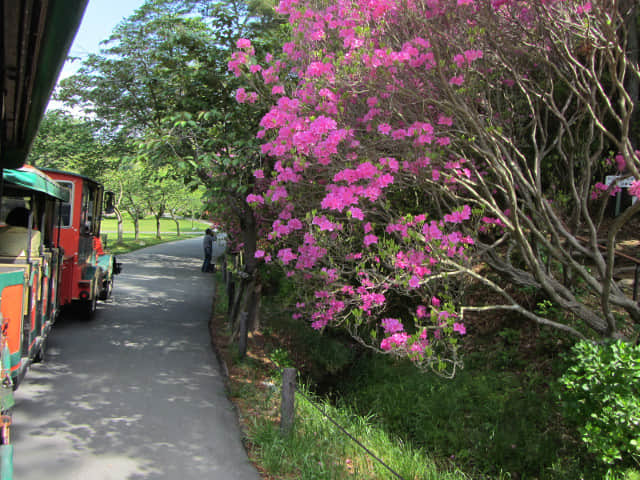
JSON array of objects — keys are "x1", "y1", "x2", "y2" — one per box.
[{"x1": 280, "y1": 367, "x2": 406, "y2": 480}]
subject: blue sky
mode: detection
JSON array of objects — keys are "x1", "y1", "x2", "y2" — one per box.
[{"x1": 61, "y1": 0, "x2": 147, "y2": 79}]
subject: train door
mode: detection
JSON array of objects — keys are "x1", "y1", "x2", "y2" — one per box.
[{"x1": 55, "y1": 179, "x2": 77, "y2": 308}]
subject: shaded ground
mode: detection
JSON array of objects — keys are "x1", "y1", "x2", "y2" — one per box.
[{"x1": 12, "y1": 237, "x2": 259, "y2": 480}]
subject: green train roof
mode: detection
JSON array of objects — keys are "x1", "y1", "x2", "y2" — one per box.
[
  {"x1": 3, "y1": 167, "x2": 70, "y2": 202},
  {"x1": 1, "y1": 1, "x2": 89, "y2": 169}
]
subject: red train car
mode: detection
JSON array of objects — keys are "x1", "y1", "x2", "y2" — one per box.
[
  {"x1": 42, "y1": 169, "x2": 120, "y2": 314},
  {"x1": 0, "y1": 166, "x2": 119, "y2": 390}
]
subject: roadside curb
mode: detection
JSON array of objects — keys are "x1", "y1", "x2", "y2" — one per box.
[{"x1": 207, "y1": 279, "x2": 259, "y2": 470}]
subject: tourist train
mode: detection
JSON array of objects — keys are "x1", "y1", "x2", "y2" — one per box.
[
  {"x1": 0, "y1": 1, "x2": 99, "y2": 472},
  {"x1": 0, "y1": 166, "x2": 120, "y2": 388}
]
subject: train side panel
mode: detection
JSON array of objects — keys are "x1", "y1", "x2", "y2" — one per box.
[
  {"x1": 0, "y1": 268, "x2": 27, "y2": 384},
  {"x1": 0, "y1": 167, "x2": 68, "y2": 388}
]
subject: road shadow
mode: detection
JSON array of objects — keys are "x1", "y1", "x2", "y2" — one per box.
[{"x1": 12, "y1": 241, "x2": 257, "y2": 480}]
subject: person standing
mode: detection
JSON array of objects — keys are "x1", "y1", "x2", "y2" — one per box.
[{"x1": 202, "y1": 228, "x2": 213, "y2": 273}]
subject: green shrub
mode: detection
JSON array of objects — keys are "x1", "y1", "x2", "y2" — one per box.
[
  {"x1": 559, "y1": 340, "x2": 640, "y2": 470},
  {"x1": 264, "y1": 306, "x2": 356, "y2": 384},
  {"x1": 337, "y1": 352, "x2": 568, "y2": 478}
]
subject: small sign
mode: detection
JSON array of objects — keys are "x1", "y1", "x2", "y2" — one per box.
[
  {"x1": 605, "y1": 175, "x2": 637, "y2": 216},
  {"x1": 605, "y1": 175, "x2": 637, "y2": 189}
]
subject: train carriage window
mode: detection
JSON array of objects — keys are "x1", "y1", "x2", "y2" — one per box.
[
  {"x1": 0, "y1": 196, "x2": 36, "y2": 227},
  {"x1": 1, "y1": 198, "x2": 28, "y2": 225},
  {"x1": 80, "y1": 183, "x2": 92, "y2": 233},
  {"x1": 79, "y1": 182, "x2": 101, "y2": 236},
  {"x1": 57, "y1": 181, "x2": 73, "y2": 228}
]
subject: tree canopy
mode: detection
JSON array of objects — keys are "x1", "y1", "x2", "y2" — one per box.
[{"x1": 47, "y1": 0, "x2": 286, "y2": 245}]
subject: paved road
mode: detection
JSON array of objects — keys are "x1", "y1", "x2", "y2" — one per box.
[{"x1": 12, "y1": 237, "x2": 259, "y2": 480}]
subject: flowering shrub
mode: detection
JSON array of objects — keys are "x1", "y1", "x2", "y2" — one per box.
[{"x1": 228, "y1": 0, "x2": 640, "y2": 375}]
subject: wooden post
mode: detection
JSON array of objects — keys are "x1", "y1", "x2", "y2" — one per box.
[
  {"x1": 280, "y1": 368, "x2": 296, "y2": 436},
  {"x1": 634, "y1": 264, "x2": 640, "y2": 304},
  {"x1": 227, "y1": 279, "x2": 235, "y2": 316},
  {"x1": 238, "y1": 311, "x2": 248, "y2": 358},
  {"x1": 222, "y1": 255, "x2": 228, "y2": 284}
]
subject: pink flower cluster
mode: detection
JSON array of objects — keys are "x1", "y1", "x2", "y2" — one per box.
[
  {"x1": 224, "y1": 0, "x2": 561, "y2": 369},
  {"x1": 591, "y1": 182, "x2": 621, "y2": 200}
]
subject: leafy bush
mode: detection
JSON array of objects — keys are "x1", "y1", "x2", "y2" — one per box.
[
  {"x1": 261, "y1": 279, "x2": 356, "y2": 384},
  {"x1": 559, "y1": 340, "x2": 640, "y2": 470},
  {"x1": 270, "y1": 314, "x2": 355, "y2": 383}
]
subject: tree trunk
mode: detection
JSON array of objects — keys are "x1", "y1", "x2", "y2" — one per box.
[
  {"x1": 134, "y1": 218, "x2": 140, "y2": 241},
  {"x1": 240, "y1": 204, "x2": 258, "y2": 276},
  {"x1": 230, "y1": 277, "x2": 256, "y2": 343},
  {"x1": 248, "y1": 282, "x2": 262, "y2": 332},
  {"x1": 623, "y1": 2, "x2": 639, "y2": 145},
  {"x1": 116, "y1": 208, "x2": 124, "y2": 243},
  {"x1": 230, "y1": 276, "x2": 247, "y2": 330},
  {"x1": 155, "y1": 215, "x2": 161, "y2": 239},
  {"x1": 227, "y1": 202, "x2": 261, "y2": 338}
]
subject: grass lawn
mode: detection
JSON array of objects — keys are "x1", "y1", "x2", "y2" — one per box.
[
  {"x1": 102, "y1": 233, "x2": 191, "y2": 255},
  {"x1": 101, "y1": 216, "x2": 211, "y2": 235},
  {"x1": 100, "y1": 216, "x2": 212, "y2": 255}
]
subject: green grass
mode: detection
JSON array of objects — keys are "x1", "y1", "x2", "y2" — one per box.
[
  {"x1": 102, "y1": 233, "x2": 189, "y2": 255},
  {"x1": 99, "y1": 216, "x2": 212, "y2": 255},
  {"x1": 336, "y1": 353, "x2": 570, "y2": 478},
  {"x1": 253, "y1": 271, "x2": 596, "y2": 479},
  {"x1": 101, "y1": 216, "x2": 211, "y2": 235},
  {"x1": 248, "y1": 383, "x2": 471, "y2": 480}
]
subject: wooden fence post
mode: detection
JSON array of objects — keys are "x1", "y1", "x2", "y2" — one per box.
[
  {"x1": 222, "y1": 255, "x2": 228, "y2": 284},
  {"x1": 634, "y1": 264, "x2": 639, "y2": 304},
  {"x1": 227, "y1": 279, "x2": 235, "y2": 317},
  {"x1": 238, "y1": 311, "x2": 248, "y2": 358},
  {"x1": 280, "y1": 368, "x2": 296, "y2": 436}
]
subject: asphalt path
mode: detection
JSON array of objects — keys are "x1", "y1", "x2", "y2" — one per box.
[{"x1": 11, "y1": 237, "x2": 259, "y2": 479}]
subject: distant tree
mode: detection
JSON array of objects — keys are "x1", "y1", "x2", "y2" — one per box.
[
  {"x1": 142, "y1": 166, "x2": 191, "y2": 239},
  {"x1": 27, "y1": 110, "x2": 107, "y2": 177},
  {"x1": 165, "y1": 184, "x2": 206, "y2": 235},
  {"x1": 117, "y1": 161, "x2": 150, "y2": 241}
]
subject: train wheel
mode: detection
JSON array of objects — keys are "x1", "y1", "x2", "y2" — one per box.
[
  {"x1": 33, "y1": 339, "x2": 45, "y2": 363},
  {"x1": 99, "y1": 277, "x2": 113, "y2": 301},
  {"x1": 107, "y1": 276, "x2": 114, "y2": 298},
  {"x1": 82, "y1": 294, "x2": 97, "y2": 317}
]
